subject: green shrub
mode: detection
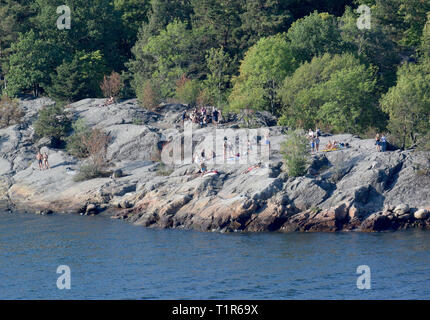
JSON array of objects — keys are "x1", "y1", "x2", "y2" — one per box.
[
  {"x1": 156, "y1": 163, "x2": 173, "y2": 176},
  {"x1": 73, "y1": 164, "x2": 109, "y2": 182},
  {"x1": 34, "y1": 104, "x2": 71, "y2": 146},
  {"x1": 175, "y1": 75, "x2": 201, "y2": 106},
  {"x1": 66, "y1": 119, "x2": 91, "y2": 158},
  {"x1": 138, "y1": 80, "x2": 161, "y2": 110},
  {"x1": 280, "y1": 129, "x2": 309, "y2": 177}
]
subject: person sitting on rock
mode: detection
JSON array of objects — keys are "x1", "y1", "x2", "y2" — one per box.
[
  {"x1": 199, "y1": 162, "x2": 207, "y2": 175},
  {"x1": 325, "y1": 141, "x2": 333, "y2": 150}
]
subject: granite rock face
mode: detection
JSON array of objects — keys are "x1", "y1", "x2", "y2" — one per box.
[{"x1": 1, "y1": 97, "x2": 430, "y2": 232}]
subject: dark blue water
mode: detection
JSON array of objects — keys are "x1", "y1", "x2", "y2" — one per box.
[{"x1": 1, "y1": 211, "x2": 429, "y2": 299}]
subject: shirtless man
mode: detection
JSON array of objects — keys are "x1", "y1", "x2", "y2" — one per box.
[{"x1": 36, "y1": 151, "x2": 43, "y2": 170}]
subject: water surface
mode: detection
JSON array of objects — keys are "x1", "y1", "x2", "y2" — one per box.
[{"x1": 1, "y1": 211, "x2": 429, "y2": 299}]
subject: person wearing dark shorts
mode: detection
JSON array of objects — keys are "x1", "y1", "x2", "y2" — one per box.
[
  {"x1": 36, "y1": 151, "x2": 43, "y2": 170},
  {"x1": 212, "y1": 108, "x2": 219, "y2": 125}
]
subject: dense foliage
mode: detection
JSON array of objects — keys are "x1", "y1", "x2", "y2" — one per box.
[
  {"x1": 1, "y1": 0, "x2": 429, "y2": 149},
  {"x1": 280, "y1": 129, "x2": 309, "y2": 177},
  {"x1": 34, "y1": 104, "x2": 71, "y2": 145}
]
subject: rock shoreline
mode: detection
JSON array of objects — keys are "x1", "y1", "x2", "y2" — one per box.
[{"x1": 1, "y1": 97, "x2": 430, "y2": 232}]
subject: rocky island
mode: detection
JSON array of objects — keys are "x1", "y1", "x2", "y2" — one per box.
[{"x1": 1, "y1": 97, "x2": 429, "y2": 233}]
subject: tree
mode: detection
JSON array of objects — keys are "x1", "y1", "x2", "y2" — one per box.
[
  {"x1": 421, "y1": 13, "x2": 430, "y2": 58},
  {"x1": 380, "y1": 59, "x2": 430, "y2": 149},
  {"x1": 113, "y1": 0, "x2": 151, "y2": 48},
  {"x1": 33, "y1": 0, "x2": 124, "y2": 71},
  {"x1": 6, "y1": 30, "x2": 60, "y2": 97},
  {"x1": 278, "y1": 53, "x2": 382, "y2": 134},
  {"x1": 47, "y1": 58, "x2": 85, "y2": 103},
  {"x1": 339, "y1": 6, "x2": 400, "y2": 89},
  {"x1": 0, "y1": 0, "x2": 36, "y2": 87},
  {"x1": 203, "y1": 47, "x2": 233, "y2": 107},
  {"x1": 240, "y1": 0, "x2": 291, "y2": 49},
  {"x1": 175, "y1": 75, "x2": 201, "y2": 106},
  {"x1": 228, "y1": 34, "x2": 298, "y2": 115},
  {"x1": 280, "y1": 129, "x2": 309, "y2": 177},
  {"x1": 100, "y1": 71, "x2": 123, "y2": 100},
  {"x1": 46, "y1": 50, "x2": 106, "y2": 102},
  {"x1": 34, "y1": 104, "x2": 71, "y2": 146},
  {"x1": 139, "y1": 20, "x2": 198, "y2": 97},
  {"x1": 397, "y1": 0, "x2": 430, "y2": 48},
  {"x1": 287, "y1": 11, "x2": 344, "y2": 63},
  {"x1": 191, "y1": 0, "x2": 243, "y2": 56},
  {"x1": 138, "y1": 80, "x2": 162, "y2": 110},
  {"x1": 355, "y1": 0, "x2": 430, "y2": 49}
]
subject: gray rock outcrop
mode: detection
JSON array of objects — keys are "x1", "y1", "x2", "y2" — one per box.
[{"x1": 1, "y1": 97, "x2": 429, "y2": 233}]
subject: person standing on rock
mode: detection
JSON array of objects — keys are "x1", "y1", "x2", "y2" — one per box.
[
  {"x1": 310, "y1": 136, "x2": 315, "y2": 153},
  {"x1": 36, "y1": 150, "x2": 43, "y2": 170},
  {"x1": 212, "y1": 107, "x2": 219, "y2": 126},
  {"x1": 381, "y1": 134, "x2": 387, "y2": 152},
  {"x1": 223, "y1": 137, "x2": 228, "y2": 160},
  {"x1": 264, "y1": 132, "x2": 271, "y2": 155},
  {"x1": 375, "y1": 133, "x2": 381, "y2": 152},
  {"x1": 315, "y1": 135, "x2": 320, "y2": 152},
  {"x1": 43, "y1": 152, "x2": 50, "y2": 170},
  {"x1": 181, "y1": 110, "x2": 187, "y2": 124}
]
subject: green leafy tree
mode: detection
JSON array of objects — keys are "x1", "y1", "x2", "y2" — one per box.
[
  {"x1": 280, "y1": 129, "x2": 309, "y2": 177},
  {"x1": 33, "y1": 0, "x2": 124, "y2": 71},
  {"x1": 34, "y1": 104, "x2": 72, "y2": 145},
  {"x1": 279, "y1": 53, "x2": 382, "y2": 134},
  {"x1": 420, "y1": 13, "x2": 430, "y2": 58},
  {"x1": 240, "y1": 0, "x2": 291, "y2": 49},
  {"x1": 140, "y1": 20, "x2": 198, "y2": 97},
  {"x1": 203, "y1": 47, "x2": 233, "y2": 107},
  {"x1": 47, "y1": 58, "x2": 85, "y2": 103},
  {"x1": 0, "y1": 0, "x2": 37, "y2": 86},
  {"x1": 339, "y1": 6, "x2": 400, "y2": 89},
  {"x1": 287, "y1": 11, "x2": 343, "y2": 63},
  {"x1": 228, "y1": 34, "x2": 298, "y2": 115},
  {"x1": 175, "y1": 75, "x2": 201, "y2": 106},
  {"x1": 355, "y1": 0, "x2": 430, "y2": 49},
  {"x1": 66, "y1": 118, "x2": 91, "y2": 158},
  {"x1": 397, "y1": 0, "x2": 430, "y2": 48},
  {"x1": 6, "y1": 30, "x2": 60, "y2": 97},
  {"x1": 380, "y1": 59, "x2": 430, "y2": 149},
  {"x1": 46, "y1": 50, "x2": 106, "y2": 102},
  {"x1": 113, "y1": 0, "x2": 151, "y2": 49},
  {"x1": 191, "y1": 0, "x2": 243, "y2": 56}
]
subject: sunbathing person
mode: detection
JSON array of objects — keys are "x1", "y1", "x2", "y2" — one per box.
[
  {"x1": 242, "y1": 162, "x2": 262, "y2": 174},
  {"x1": 325, "y1": 141, "x2": 333, "y2": 150}
]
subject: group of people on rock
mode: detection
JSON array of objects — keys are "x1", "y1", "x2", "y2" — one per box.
[
  {"x1": 375, "y1": 133, "x2": 387, "y2": 152},
  {"x1": 36, "y1": 150, "x2": 50, "y2": 170},
  {"x1": 193, "y1": 132, "x2": 270, "y2": 176},
  {"x1": 182, "y1": 107, "x2": 220, "y2": 127}
]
